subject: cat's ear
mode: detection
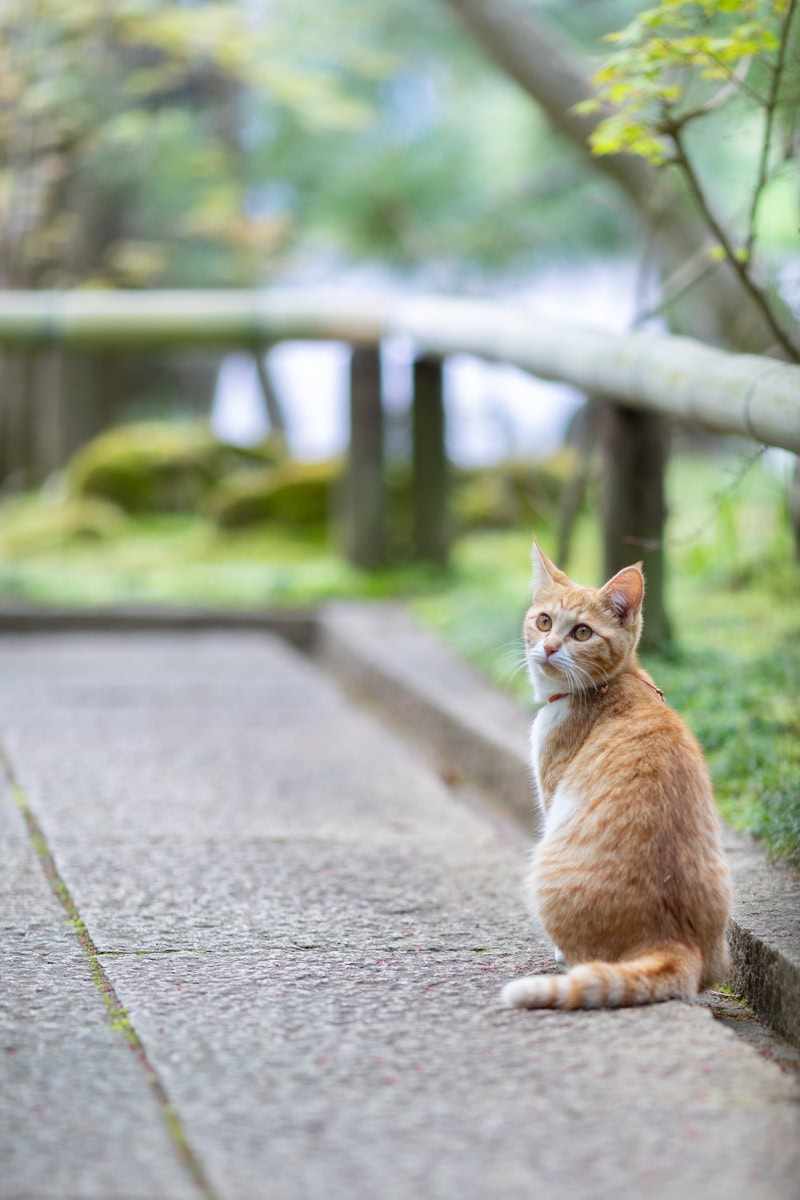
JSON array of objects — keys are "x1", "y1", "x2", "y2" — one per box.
[
  {"x1": 531, "y1": 541, "x2": 570, "y2": 594},
  {"x1": 599, "y1": 564, "x2": 644, "y2": 627}
]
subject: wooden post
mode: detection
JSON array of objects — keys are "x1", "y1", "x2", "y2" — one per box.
[
  {"x1": 346, "y1": 346, "x2": 385, "y2": 569},
  {"x1": 252, "y1": 350, "x2": 286, "y2": 435},
  {"x1": 789, "y1": 457, "x2": 800, "y2": 563},
  {"x1": 43, "y1": 349, "x2": 73, "y2": 478},
  {"x1": 0, "y1": 350, "x2": 35, "y2": 487},
  {"x1": 411, "y1": 355, "x2": 449, "y2": 565},
  {"x1": 601, "y1": 403, "x2": 671, "y2": 652}
]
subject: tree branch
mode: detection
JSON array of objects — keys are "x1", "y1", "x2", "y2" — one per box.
[
  {"x1": 664, "y1": 54, "x2": 755, "y2": 131},
  {"x1": 745, "y1": 0, "x2": 799, "y2": 260},
  {"x1": 669, "y1": 123, "x2": 799, "y2": 362}
]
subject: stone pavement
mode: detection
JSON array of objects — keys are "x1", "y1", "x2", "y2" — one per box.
[{"x1": 1, "y1": 628, "x2": 798, "y2": 1200}]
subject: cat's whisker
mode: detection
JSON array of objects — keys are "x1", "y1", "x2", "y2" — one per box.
[
  {"x1": 561, "y1": 657, "x2": 595, "y2": 703},
  {"x1": 497, "y1": 637, "x2": 527, "y2": 659},
  {"x1": 496, "y1": 641, "x2": 526, "y2": 672},
  {"x1": 572, "y1": 663, "x2": 598, "y2": 702},
  {"x1": 496, "y1": 643, "x2": 529, "y2": 689},
  {"x1": 499, "y1": 659, "x2": 529, "y2": 688}
]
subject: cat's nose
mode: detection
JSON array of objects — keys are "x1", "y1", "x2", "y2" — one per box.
[{"x1": 544, "y1": 642, "x2": 559, "y2": 659}]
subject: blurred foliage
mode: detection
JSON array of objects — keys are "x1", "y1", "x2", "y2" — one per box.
[
  {"x1": 0, "y1": 0, "x2": 393, "y2": 287},
  {"x1": 578, "y1": 1, "x2": 789, "y2": 165},
  {"x1": 1, "y1": 0, "x2": 797, "y2": 291},
  {"x1": 451, "y1": 454, "x2": 577, "y2": 532},
  {"x1": 62, "y1": 422, "x2": 578, "y2": 538},
  {"x1": 0, "y1": 493, "x2": 128, "y2": 553},
  {"x1": 0, "y1": 0, "x2": 648, "y2": 294}
]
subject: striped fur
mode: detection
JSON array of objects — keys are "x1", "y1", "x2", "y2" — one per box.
[
  {"x1": 501, "y1": 944, "x2": 702, "y2": 1010},
  {"x1": 502, "y1": 545, "x2": 732, "y2": 1012}
]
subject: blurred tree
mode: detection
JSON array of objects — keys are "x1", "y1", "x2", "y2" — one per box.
[
  {"x1": 0, "y1": 0, "x2": 395, "y2": 480},
  {"x1": 0, "y1": 0, "x2": 389, "y2": 290},
  {"x1": 245, "y1": 2, "x2": 636, "y2": 280},
  {"x1": 441, "y1": 0, "x2": 799, "y2": 353},
  {"x1": 5, "y1": 0, "x2": 797, "y2": 584}
]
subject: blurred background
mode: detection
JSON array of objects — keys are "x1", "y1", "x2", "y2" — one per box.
[{"x1": 0, "y1": 0, "x2": 798, "y2": 861}]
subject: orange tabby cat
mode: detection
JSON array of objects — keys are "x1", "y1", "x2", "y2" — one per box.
[{"x1": 501, "y1": 543, "x2": 732, "y2": 1010}]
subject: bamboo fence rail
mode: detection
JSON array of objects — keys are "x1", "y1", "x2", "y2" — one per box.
[{"x1": 0, "y1": 288, "x2": 797, "y2": 453}]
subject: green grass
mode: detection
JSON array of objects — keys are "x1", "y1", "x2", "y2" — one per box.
[
  {"x1": 0, "y1": 509, "x2": 446, "y2": 608},
  {"x1": 1, "y1": 451, "x2": 798, "y2": 867}
]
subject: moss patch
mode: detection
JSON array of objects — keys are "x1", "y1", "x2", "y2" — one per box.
[
  {"x1": 209, "y1": 458, "x2": 342, "y2": 529},
  {"x1": 69, "y1": 420, "x2": 284, "y2": 514}
]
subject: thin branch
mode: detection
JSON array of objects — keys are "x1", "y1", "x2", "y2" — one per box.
[
  {"x1": 668, "y1": 123, "x2": 799, "y2": 362},
  {"x1": 688, "y1": 40, "x2": 766, "y2": 106},
  {"x1": 632, "y1": 244, "x2": 719, "y2": 328},
  {"x1": 664, "y1": 53, "x2": 754, "y2": 131},
  {"x1": 746, "y1": 0, "x2": 799, "y2": 260},
  {"x1": 652, "y1": 33, "x2": 766, "y2": 110},
  {"x1": 624, "y1": 445, "x2": 769, "y2": 553}
]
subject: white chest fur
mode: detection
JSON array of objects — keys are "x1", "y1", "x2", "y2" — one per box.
[{"x1": 530, "y1": 700, "x2": 571, "y2": 820}]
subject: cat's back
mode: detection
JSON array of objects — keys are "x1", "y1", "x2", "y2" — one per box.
[
  {"x1": 573, "y1": 673, "x2": 705, "y2": 780},
  {"x1": 542, "y1": 671, "x2": 719, "y2": 840}
]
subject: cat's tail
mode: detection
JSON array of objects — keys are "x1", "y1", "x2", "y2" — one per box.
[{"x1": 500, "y1": 943, "x2": 703, "y2": 1010}]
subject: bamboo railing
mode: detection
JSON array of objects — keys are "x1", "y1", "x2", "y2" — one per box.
[{"x1": 0, "y1": 288, "x2": 798, "y2": 452}]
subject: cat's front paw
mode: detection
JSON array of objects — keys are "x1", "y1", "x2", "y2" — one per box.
[{"x1": 553, "y1": 945, "x2": 565, "y2": 965}]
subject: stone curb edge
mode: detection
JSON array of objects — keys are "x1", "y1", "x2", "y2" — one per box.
[{"x1": 1, "y1": 599, "x2": 798, "y2": 1047}]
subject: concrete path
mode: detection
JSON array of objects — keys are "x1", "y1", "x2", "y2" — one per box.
[{"x1": 1, "y1": 630, "x2": 798, "y2": 1200}]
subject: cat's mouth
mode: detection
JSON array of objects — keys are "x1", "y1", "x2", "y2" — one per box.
[
  {"x1": 532, "y1": 648, "x2": 564, "y2": 672},
  {"x1": 534, "y1": 657, "x2": 566, "y2": 679}
]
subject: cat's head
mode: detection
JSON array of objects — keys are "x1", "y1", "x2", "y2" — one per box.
[{"x1": 524, "y1": 543, "x2": 644, "y2": 702}]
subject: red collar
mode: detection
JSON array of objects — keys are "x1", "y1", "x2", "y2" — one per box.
[{"x1": 548, "y1": 678, "x2": 664, "y2": 704}]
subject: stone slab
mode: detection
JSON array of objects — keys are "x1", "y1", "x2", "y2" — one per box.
[
  {"x1": 0, "y1": 781, "x2": 202, "y2": 1200},
  {"x1": 53, "y1": 839, "x2": 534, "y2": 956},
  {"x1": 102, "y1": 949, "x2": 800, "y2": 1200},
  {"x1": 318, "y1": 602, "x2": 536, "y2": 830}
]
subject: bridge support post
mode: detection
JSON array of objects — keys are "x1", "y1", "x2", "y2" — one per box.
[
  {"x1": 346, "y1": 347, "x2": 385, "y2": 569},
  {"x1": 412, "y1": 355, "x2": 449, "y2": 566},
  {"x1": 601, "y1": 403, "x2": 671, "y2": 652}
]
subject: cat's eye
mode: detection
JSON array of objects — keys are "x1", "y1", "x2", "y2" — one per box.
[
  {"x1": 535, "y1": 613, "x2": 552, "y2": 632},
  {"x1": 572, "y1": 624, "x2": 593, "y2": 641}
]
